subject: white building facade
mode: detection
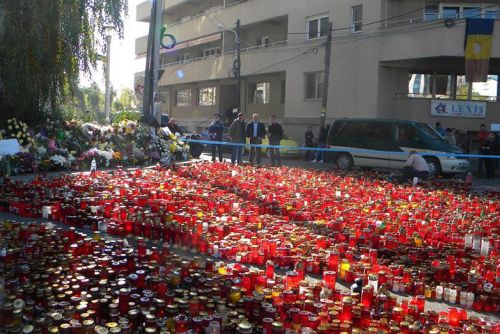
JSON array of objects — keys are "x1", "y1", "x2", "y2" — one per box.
[{"x1": 135, "y1": 0, "x2": 500, "y2": 141}]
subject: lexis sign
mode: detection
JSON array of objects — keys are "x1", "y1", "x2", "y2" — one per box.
[{"x1": 431, "y1": 100, "x2": 486, "y2": 118}]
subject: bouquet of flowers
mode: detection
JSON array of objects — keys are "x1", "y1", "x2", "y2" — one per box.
[{"x1": 5, "y1": 118, "x2": 34, "y2": 147}]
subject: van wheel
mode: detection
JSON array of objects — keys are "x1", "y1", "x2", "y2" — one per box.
[
  {"x1": 424, "y1": 157, "x2": 441, "y2": 177},
  {"x1": 336, "y1": 152, "x2": 354, "y2": 170}
]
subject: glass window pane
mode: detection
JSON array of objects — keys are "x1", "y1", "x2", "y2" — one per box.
[
  {"x1": 485, "y1": 10, "x2": 498, "y2": 19},
  {"x1": 308, "y1": 19, "x2": 318, "y2": 39},
  {"x1": 462, "y1": 7, "x2": 481, "y2": 18},
  {"x1": 199, "y1": 87, "x2": 216, "y2": 106},
  {"x1": 317, "y1": 73, "x2": 325, "y2": 99},
  {"x1": 305, "y1": 73, "x2": 316, "y2": 99},
  {"x1": 320, "y1": 17, "x2": 329, "y2": 37},
  {"x1": 353, "y1": 6, "x2": 362, "y2": 21},
  {"x1": 456, "y1": 75, "x2": 469, "y2": 100},
  {"x1": 472, "y1": 75, "x2": 498, "y2": 101},
  {"x1": 252, "y1": 82, "x2": 270, "y2": 104},
  {"x1": 442, "y1": 6, "x2": 459, "y2": 19},
  {"x1": 176, "y1": 89, "x2": 191, "y2": 107},
  {"x1": 424, "y1": 5, "x2": 439, "y2": 21},
  {"x1": 408, "y1": 73, "x2": 432, "y2": 98},
  {"x1": 435, "y1": 75, "x2": 452, "y2": 99}
]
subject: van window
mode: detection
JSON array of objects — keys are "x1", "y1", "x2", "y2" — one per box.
[
  {"x1": 396, "y1": 124, "x2": 417, "y2": 143},
  {"x1": 419, "y1": 123, "x2": 443, "y2": 140},
  {"x1": 334, "y1": 121, "x2": 369, "y2": 137},
  {"x1": 364, "y1": 122, "x2": 392, "y2": 140}
]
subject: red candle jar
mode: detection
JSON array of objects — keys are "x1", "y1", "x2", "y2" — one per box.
[{"x1": 323, "y1": 271, "x2": 337, "y2": 289}]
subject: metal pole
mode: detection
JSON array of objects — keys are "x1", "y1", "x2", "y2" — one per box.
[
  {"x1": 104, "y1": 34, "x2": 112, "y2": 123},
  {"x1": 152, "y1": 0, "x2": 164, "y2": 100},
  {"x1": 320, "y1": 21, "x2": 332, "y2": 128},
  {"x1": 235, "y1": 19, "x2": 241, "y2": 112}
]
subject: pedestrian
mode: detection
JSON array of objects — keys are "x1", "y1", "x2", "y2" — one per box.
[
  {"x1": 455, "y1": 127, "x2": 470, "y2": 154},
  {"x1": 167, "y1": 118, "x2": 184, "y2": 136},
  {"x1": 246, "y1": 113, "x2": 266, "y2": 165},
  {"x1": 305, "y1": 126, "x2": 314, "y2": 160},
  {"x1": 313, "y1": 126, "x2": 327, "y2": 163},
  {"x1": 445, "y1": 128, "x2": 456, "y2": 145},
  {"x1": 401, "y1": 151, "x2": 430, "y2": 182},
  {"x1": 208, "y1": 113, "x2": 224, "y2": 162},
  {"x1": 229, "y1": 112, "x2": 246, "y2": 165},
  {"x1": 477, "y1": 123, "x2": 489, "y2": 176},
  {"x1": 435, "y1": 122, "x2": 446, "y2": 137},
  {"x1": 267, "y1": 115, "x2": 284, "y2": 167},
  {"x1": 480, "y1": 133, "x2": 495, "y2": 179}
]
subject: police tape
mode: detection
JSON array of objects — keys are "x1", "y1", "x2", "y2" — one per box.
[{"x1": 182, "y1": 138, "x2": 500, "y2": 159}]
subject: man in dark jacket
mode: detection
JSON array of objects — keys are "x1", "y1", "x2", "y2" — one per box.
[
  {"x1": 229, "y1": 113, "x2": 246, "y2": 165},
  {"x1": 246, "y1": 113, "x2": 266, "y2": 165},
  {"x1": 208, "y1": 113, "x2": 224, "y2": 162},
  {"x1": 267, "y1": 115, "x2": 284, "y2": 167},
  {"x1": 167, "y1": 118, "x2": 183, "y2": 136}
]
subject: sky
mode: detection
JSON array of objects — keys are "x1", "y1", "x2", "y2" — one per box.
[{"x1": 80, "y1": 0, "x2": 148, "y2": 92}]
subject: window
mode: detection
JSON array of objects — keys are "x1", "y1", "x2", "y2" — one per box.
[
  {"x1": 199, "y1": 87, "x2": 216, "y2": 106},
  {"x1": 305, "y1": 72, "x2": 324, "y2": 99},
  {"x1": 427, "y1": 4, "x2": 499, "y2": 19},
  {"x1": 203, "y1": 47, "x2": 220, "y2": 58},
  {"x1": 434, "y1": 74, "x2": 452, "y2": 99},
  {"x1": 177, "y1": 54, "x2": 191, "y2": 63},
  {"x1": 463, "y1": 7, "x2": 481, "y2": 18},
  {"x1": 249, "y1": 83, "x2": 270, "y2": 104},
  {"x1": 257, "y1": 36, "x2": 270, "y2": 48},
  {"x1": 442, "y1": 6, "x2": 459, "y2": 18},
  {"x1": 307, "y1": 15, "x2": 329, "y2": 40},
  {"x1": 351, "y1": 5, "x2": 363, "y2": 33},
  {"x1": 408, "y1": 73, "x2": 432, "y2": 98},
  {"x1": 424, "y1": 4, "x2": 439, "y2": 21},
  {"x1": 176, "y1": 89, "x2": 192, "y2": 107},
  {"x1": 472, "y1": 75, "x2": 499, "y2": 101}
]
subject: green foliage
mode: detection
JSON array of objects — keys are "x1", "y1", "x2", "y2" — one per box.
[
  {"x1": 111, "y1": 110, "x2": 142, "y2": 124},
  {"x1": 0, "y1": 0, "x2": 128, "y2": 125}
]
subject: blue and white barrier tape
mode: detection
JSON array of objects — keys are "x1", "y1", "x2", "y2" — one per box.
[{"x1": 182, "y1": 138, "x2": 500, "y2": 159}]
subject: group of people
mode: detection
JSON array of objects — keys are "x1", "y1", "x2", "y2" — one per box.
[
  {"x1": 208, "y1": 113, "x2": 284, "y2": 167},
  {"x1": 436, "y1": 122, "x2": 500, "y2": 179}
]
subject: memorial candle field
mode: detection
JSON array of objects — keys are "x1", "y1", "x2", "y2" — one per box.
[{"x1": 0, "y1": 162, "x2": 498, "y2": 332}]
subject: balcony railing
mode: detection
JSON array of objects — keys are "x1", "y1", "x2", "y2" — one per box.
[
  {"x1": 159, "y1": 39, "x2": 288, "y2": 69},
  {"x1": 168, "y1": 0, "x2": 251, "y2": 28}
]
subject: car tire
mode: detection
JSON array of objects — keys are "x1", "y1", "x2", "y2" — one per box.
[
  {"x1": 336, "y1": 152, "x2": 354, "y2": 170},
  {"x1": 424, "y1": 157, "x2": 442, "y2": 177}
]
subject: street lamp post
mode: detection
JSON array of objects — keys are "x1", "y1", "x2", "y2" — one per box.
[
  {"x1": 218, "y1": 20, "x2": 241, "y2": 112},
  {"x1": 104, "y1": 26, "x2": 115, "y2": 123}
]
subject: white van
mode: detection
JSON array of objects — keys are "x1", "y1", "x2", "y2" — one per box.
[{"x1": 328, "y1": 119, "x2": 470, "y2": 176}]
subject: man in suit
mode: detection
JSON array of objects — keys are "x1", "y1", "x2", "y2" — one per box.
[{"x1": 246, "y1": 113, "x2": 266, "y2": 165}]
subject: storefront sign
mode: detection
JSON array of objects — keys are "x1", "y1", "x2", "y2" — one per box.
[{"x1": 431, "y1": 100, "x2": 486, "y2": 118}]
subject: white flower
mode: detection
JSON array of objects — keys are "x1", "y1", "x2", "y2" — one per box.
[
  {"x1": 37, "y1": 146, "x2": 47, "y2": 155},
  {"x1": 15, "y1": 125, "x2": 19, "y2": 129},
  {"x1": 17, "y1": 132, "x2": 22, "y2": 138},
  {"x1": 8, "y1": 126, "x2": 12, "y2": 130},
  {"x1": 50, "y1": 155, "x2": 67, "y2": 167}
]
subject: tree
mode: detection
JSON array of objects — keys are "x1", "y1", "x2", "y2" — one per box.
[
  {"x1": 0, "y1": 0, "x2": 127, "y2": 125},
  {"x1": 113, "y1": 88, "x2": 138, "y2": 113}
]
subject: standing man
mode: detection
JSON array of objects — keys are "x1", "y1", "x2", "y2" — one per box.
[
  {"x1": 477, "y1": 123, "x2": 489, "y2": 176},
  {"x1": 267, "y1": 115, "x2": 284, "y2": 167},
  {"x1": 304, "y1": 126, "x2": 314, "y2": 161},
  {"x1": 246, "y1": 113, "x2": 266, "y2": 165},
  {"x1": 208, "y1": 113, "x2": 225, "y2": 162},
  {"x1": 229, "y1": 112, "x2": 246, "y2": 165}
]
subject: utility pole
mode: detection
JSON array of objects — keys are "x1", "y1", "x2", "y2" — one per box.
[
  {"x1": 104, "y1": 33, "x2": 112, "y2": 123},
  {"x1": 235, "y1": 19, "x2": 241, "y2": 113},
  {"x1": 320, "y1": 21, "x2": 333, "y2": 128}
]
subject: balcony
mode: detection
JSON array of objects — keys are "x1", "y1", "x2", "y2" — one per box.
[
  {"x1": 136, "y1": 1, "x2": 152, "y2": 22},
  {"x1": 157, "y1": 38, "x2": 324, "y2": 86},
  {"x1": 375, "y1": 19, "x2": 500, "y2": 62}
]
